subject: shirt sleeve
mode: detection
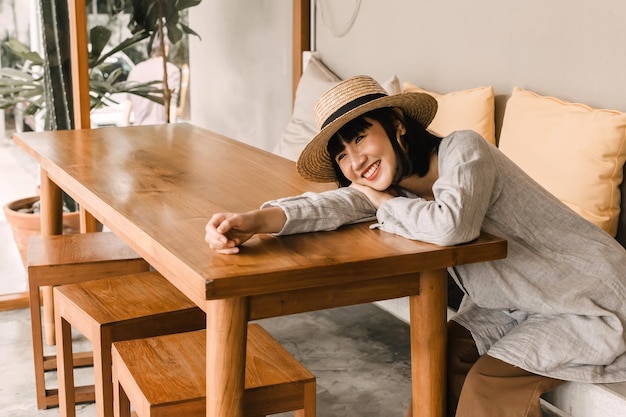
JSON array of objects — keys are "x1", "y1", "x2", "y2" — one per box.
[
  {"x1": 374, "y1": 131, "x2": 496, "y2": 246},
  {"x1": 261, "y1": 187, "x2": 377, "y2": 235}
]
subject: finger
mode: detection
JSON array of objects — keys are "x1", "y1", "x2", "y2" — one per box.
[
  {"x1": 205, "y1": 221, "x2": 231, "y2": 244},
  {"x1": 207, "y1": 213, "x2": 227, "y2": 228},
  {"x1": 215, "y1": 246, "x2": 240, "y2": 255},
  {"x1": 205, "y1": 232, "x2": 227, "y2": 246},
  {"x1": 216, "y1": 218, "x2": 236, "y2": 234}
]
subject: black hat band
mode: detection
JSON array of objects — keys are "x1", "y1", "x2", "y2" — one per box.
[{"x1": 320, "y1": 93, "x2": 387, "y2": 129}]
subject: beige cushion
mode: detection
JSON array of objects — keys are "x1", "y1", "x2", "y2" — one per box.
[
  {"x1": 402, "y1": 83, "x2": 496, "y2": 145},
  {"x1": 273, "y1": 54, "x2": 402, "y2": 161},
  {"x1": 499, "y1": 87, "x2": 626, "y2": 236}
]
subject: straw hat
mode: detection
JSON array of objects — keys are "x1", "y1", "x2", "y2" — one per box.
[{"x1": 296, "y1": 75, "x2": 438, "y2": 183}]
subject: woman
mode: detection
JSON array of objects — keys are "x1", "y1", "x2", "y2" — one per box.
[{"x1": 205, "y1": 75, "x2": 626, "y2": 417}]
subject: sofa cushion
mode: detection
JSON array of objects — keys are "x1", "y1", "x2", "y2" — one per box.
[
  {"x1": 499, "y1": 87, "x2": 626, "y2": 237},
  {"x1": 402, "y1": 83, "x2": 496, "y2": 145},
  {"x1": 272, "y1": 53, "x2": 341, "y2": 161},
  {"x1": 273, "y1": 54, "x2": 402, "y2": 162}
]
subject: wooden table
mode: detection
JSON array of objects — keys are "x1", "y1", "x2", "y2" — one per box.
[{"x1": 14, "y1": 123, "x2": 506, "y2": 417}]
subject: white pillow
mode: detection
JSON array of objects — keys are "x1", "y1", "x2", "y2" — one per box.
[
  {"x1": 272, "y1": 54, "x2": 341, "y2": 161},
  {"x1": 273, "y1": 54, "x2": 402, "y2": 161}
]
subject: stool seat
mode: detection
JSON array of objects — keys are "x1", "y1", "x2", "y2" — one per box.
[
  {"x1": 54, "y1": 270, "x2": 206, "y2": 417},
  {"x1": 27, "y1": 232, "x2": 149, "y2": 410},
  {"x1": 28, "y1": 232, "x2": 146, "y2": 272},
  {"x1": 112, "y1": 323, "x2": 316, "y2": 417}
]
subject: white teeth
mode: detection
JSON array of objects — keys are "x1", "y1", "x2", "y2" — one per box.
[{"x1": 363, "y1": 161, "x2": 380, "y2": 178}]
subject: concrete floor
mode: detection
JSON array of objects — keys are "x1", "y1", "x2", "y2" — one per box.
[{"x1": 0, "y1": 124, "x2": 413, "y2": 416}]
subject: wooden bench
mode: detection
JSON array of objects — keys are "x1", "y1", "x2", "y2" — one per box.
[
  {"x1": 53, "y1": 270, "x2": 206, "y2": 417},
  {"x1": 27, "y1": 232, "x2": 149, "y2": 409},
  {"x1": 112, "y1": 323, "x2": 317, "y2": 417}
]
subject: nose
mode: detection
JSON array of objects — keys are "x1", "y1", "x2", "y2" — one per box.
[{"x1": 350, "y1": 150, "x2": 367, "y2": 172}]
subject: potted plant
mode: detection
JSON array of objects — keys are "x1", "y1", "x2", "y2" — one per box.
[{"x1": 2, "y1": 197, "x2": 81, "y2": 267}]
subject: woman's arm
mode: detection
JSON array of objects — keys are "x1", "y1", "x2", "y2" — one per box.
[
  {"x1": 206, "y1": 187, "x2": 377, "y2": 253},
  {"x1": 375, "y1": 132, "x2": 496, "y2": 246},
  {"x1": 205, "y1": 207, "x2": 286, "y2": 254},
  {"x1": 261, "y1": 187, "x2": 377, "y2": 235}
]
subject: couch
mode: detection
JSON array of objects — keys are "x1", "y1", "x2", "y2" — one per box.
[
  {"x1": 274, "y1": 54, "x2": 626, "y2": 252},
  {"x1": 272, "y1": 54, "x2": 626, "y2": 318}
]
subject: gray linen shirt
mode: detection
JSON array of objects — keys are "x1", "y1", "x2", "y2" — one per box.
[{"x1": 263, "y1": 130, "x2": 626, "y2": 383}]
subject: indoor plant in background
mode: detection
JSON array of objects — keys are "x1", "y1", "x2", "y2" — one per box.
[
  {"x1": 0, "y1": 29, "x2": 162, "y2": 268},
  {"x1": 1, "y1": 0, "x2": 202, "y2": 268},
  {"x1": 124, "y1": 0, "x2": 201, "y2": 122}
]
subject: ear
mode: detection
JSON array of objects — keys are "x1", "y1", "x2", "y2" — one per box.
[{"x1": 392, "y1": 108, "x2": 407, "y2": 135}]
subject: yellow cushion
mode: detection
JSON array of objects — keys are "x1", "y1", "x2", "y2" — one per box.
[
  {"x1": 402, "y1": 83, "x2": 496, "y2": 145},
  {"x1": 499, "y1": 87, "x2": 626, "y2": 236}
]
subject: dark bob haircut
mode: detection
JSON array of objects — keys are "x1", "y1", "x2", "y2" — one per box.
[{"x1": 327, "y1": 107, "x2": 442, "y2": 187}]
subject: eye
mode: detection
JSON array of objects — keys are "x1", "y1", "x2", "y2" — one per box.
[
  {"x1": 335, "y1": 152, "x2": 346, "y2": 163},
  {"x1": 354, "y1": 126, "x2": 370, "y2": 144}
]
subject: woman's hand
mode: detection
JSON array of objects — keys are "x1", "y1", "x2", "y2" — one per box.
[
  {"x1": 205, "y1": 207, "x2": 287, "y2": 254},
  {"x1": 349, "y1": 182, "x2": 397, "y2": 209},
  {"x1": 205, "y1": 212, "x2": 257, "y2": 254}
]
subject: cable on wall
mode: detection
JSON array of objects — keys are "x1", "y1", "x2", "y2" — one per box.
[{"x1": 317, "y1": 0, "x2": 361, "y2": 38}]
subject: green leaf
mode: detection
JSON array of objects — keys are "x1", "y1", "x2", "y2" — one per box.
[
  {"x1": 89, "y1": 26, "x2": 112, "y2": 61},
  {"x1": 91, "y1": 30, "x2": 151, "y2": 68},
  {"x1": 0, "y1": 68, "x2": 37, "y2": 81},
  {"x1": 2, "y1": 38, "x2": 44, "y2": 65},
  {"x1": 175, "y1": 0, "x2": 202, "y2": 11},
  {"x1": 166, "y1": 23, "x2": 183, "y2": 44},
  {"x1": 178, "y1": 23, "x2": 200, "y2": 38}
]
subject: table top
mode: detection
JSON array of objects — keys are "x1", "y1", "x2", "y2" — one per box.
[{"x1": 14, "y1": 123, "x2": 506, "y2": 307}]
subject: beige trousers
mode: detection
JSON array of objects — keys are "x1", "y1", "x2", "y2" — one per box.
[{"x1": 406, "y1": 321, "x2": 565, "y2": 417}]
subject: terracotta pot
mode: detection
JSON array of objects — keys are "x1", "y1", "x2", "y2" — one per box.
[{"x1": 3, "y1": 196, "x2": 81, "y2": 268}]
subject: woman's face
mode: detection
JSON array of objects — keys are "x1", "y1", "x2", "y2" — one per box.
[{"x1": 334, "y1": 118, "x2": 398, "y2": 191}]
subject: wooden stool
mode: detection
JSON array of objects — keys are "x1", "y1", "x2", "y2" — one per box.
[
  {"x1": 27, "y1": 232, "x2": 150, "y2": 409},
  {"x1": 54, "y1": 270, "x2": 206, "y2": 417},
  {"x1": 112, "y1": 323, "x2": 316, "y2": 417}
]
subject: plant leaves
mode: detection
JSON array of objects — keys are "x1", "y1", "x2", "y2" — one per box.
[
  {"x1": 89, "y1": 26, "x2": 112, "y2": 61},
  {"x1": 2, "y1": 38, "x2": 44, "y2": 65},
  {"x1": 175, "y1": 0, "x2": 202, "y2": 11}
]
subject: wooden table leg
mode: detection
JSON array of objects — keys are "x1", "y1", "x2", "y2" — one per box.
[
  {"x1": 40, "y1": 169, "x2": 63, "y2": 346},
  {"x1": 206, "y1": 297, "x2": 248, "y2": 417},
  {"x1": 409, "y1": 269, "x2": 448, "y2": 417},
  {"x1": 79, "y1": 207, "x2": 99, "y2": 233}
]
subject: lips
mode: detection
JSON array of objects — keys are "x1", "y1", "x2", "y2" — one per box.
[{"x1": 362, "y1": 160, "x2": 381, "y2": 179}]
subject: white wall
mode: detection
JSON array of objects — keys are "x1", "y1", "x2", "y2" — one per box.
[
  {"x1": 188, "y1": 0, "x2": 293, "y2": 152},
  {"x1": 188, "y1": 0, "x2": 626, "y2": 155},
  {"x1": 315, "y1": 0, "x2": 626, "y2": 136}
]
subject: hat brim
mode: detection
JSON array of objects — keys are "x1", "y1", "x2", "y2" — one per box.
[{"x1": 296, "y1": 92, "x2": 438, "y2": 183}]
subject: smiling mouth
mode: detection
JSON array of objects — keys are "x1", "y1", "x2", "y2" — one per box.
[{"x1": 363, "y1": 161, "x2": 381, "y2": 179}]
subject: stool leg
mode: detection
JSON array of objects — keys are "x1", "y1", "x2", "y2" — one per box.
[
  {"x1": 296, "y1": 380, "x2": 317, "y2": 417},
  {"x1": 55, "y1": 313, "x2": 77, "y2": 417},
  {"x1": 113, "y1": 369, "x2": 131, "y2": 417},
  {"x1": 93, "y1": 329, "x2": 114, "y2": 417},
  {"x1": 28, "y1": 279, "x2": 47, "y2": 409}
]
